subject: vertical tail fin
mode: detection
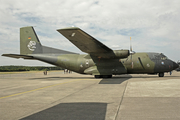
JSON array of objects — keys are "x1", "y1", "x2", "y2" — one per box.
[{"x1": 20, "y1": 26, "x2": 42, "y2": 55}]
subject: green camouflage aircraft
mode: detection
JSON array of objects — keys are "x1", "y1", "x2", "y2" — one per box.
[{"x1": 2, "y1": 26, "x2": 179, "y2": 78}]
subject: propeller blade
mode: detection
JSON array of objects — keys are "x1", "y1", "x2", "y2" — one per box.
[
  {"x1": 129, "y1": 37, "x2": 136, "y2": 68},
  {"x1": 130, "y1": 37, "x2": 133, "y2": 68},
  {"x1": 130, "y1": 37, "x2": 132, "y2": 52}
]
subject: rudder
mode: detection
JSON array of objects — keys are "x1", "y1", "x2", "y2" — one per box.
[{"x1": 20, "y1": 26, "x2": 42, "y2": 55}]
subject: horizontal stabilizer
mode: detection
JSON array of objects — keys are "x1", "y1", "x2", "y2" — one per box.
[{"x1": 2, "y1": 54, "x2": 34, "y2": 59}]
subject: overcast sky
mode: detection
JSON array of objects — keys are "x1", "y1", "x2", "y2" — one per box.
[{"x1": 0, "y1": 0, "x2": 180, "y2": 66}]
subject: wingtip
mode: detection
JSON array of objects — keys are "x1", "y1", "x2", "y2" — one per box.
[
  {"x1": 20, "y1": 26, "x2": 34, "y2": 29},
  {"x1": 1, "y1": 54, "x2": 7, "y2": 56},
  {"x1": 57, "y1": 27, "x2": 80, "y2": 31}
]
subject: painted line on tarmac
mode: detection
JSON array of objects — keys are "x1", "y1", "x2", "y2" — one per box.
[{"x1": 0, "y1": 79, "x2": 92, "y2": 100}]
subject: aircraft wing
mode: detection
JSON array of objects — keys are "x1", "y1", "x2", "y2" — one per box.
[
  {"x1": 2, "y1": 54, "x2": 34, "y2": 59},
  {"x1": 57, "y1": 27, "x2": 113, "y2": 55}
]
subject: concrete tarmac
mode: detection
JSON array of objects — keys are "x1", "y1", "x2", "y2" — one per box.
[{"x1": 0, "y1": 71, "x2": 180, "y2": 120}]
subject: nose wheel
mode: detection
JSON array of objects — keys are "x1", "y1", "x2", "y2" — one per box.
[{"x1": 158, "y1": 73, "x2": 164, "y2": 77}]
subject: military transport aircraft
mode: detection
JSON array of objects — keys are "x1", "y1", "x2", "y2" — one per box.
[{"x1": 2, "y1": 26, "x2": 179, "y2": 78}]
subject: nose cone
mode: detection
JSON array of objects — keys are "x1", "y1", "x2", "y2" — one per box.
[{"x1": 173, "y1": 62, "x2": 179, "y2": 70}]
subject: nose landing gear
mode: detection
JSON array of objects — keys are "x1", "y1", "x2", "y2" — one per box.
[{"x1": 158, "y1": 73, "x2": 164, "y2": 77}]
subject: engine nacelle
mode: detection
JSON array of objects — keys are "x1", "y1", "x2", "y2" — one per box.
[{"x1": 112, "y1": 50, "x2": 130, "y2": 59}]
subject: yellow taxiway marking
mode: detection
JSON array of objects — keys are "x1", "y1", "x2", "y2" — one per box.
[{"x1": 0, "y1": 79, "x2": 95, "y2": 100}]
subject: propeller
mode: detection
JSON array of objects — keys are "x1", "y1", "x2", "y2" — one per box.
[
  {"x1": 130, "y1": 37, "x2": 136, "y2": 55},
  {"x1": 130, "y1": 37, "x2": 136, "y2": 68}
]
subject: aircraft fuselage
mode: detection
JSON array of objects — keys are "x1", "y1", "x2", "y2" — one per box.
[{"x1": 33, "y1": 52, "x2": 177, "y2": 78}]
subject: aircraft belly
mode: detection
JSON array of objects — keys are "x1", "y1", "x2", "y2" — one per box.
[
  {"x1": 84, "y1": 66, "x2": 127, "y2": 75},
  {"x1": 83, "y1": 57, "x2": 127, "y2": 75}
]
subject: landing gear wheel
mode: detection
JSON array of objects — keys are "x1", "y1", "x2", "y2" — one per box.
[
  {"x1": 94, "y1": 75, "x2": 102, "y2": 78},
  {"x1": 102, "y1": 75, "x2": 112, "y2": 78},
  {"x1": 158, "y1": 73, "x2": 164, "y2": 77},
  {"x1": 94, "y1": 75, "x2": 112, "y2": 78},
  {"x1": 107, "y1": 75, "x2": 112, "y2": 78},
  {"x1": 102, "y1": 75, "x2": 108, "y2": 78}
]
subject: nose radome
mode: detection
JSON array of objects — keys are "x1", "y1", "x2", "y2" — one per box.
[{"x1": 173, "y1": 62, "x2": 179, "y2": 70}]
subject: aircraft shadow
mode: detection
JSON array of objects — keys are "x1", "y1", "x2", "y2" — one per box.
[
  {"x1": 28, "y1": 74, "x2": 179, "y2": 82},
  {"x1": 129, "y1": 75, "x2": 180, "y2": 78},
  {"x1": 99, "y1": 75, "x2": 132, "y2": 84},
  {"x1": 20, "y1": 102, "x2": 107, "y2": 120},
  {"x1": 28, "y1": 77, "x2": 95, "y2": 81}
]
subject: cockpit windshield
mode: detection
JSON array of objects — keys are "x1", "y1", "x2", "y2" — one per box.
[
  {"x1": 159, "y1": 53, "x2": 168, "y2": 60},
  {"x1": 151, "y1": 53, "x2": 168, "y2": 60}
]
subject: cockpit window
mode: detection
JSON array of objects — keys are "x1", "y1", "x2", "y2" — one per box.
[
  {"x1": 152, "y1": 53, "x2": 168, "y2": 60},
  {"x1": 159, "y1": 53, "x2": 168, "y2": 60}
]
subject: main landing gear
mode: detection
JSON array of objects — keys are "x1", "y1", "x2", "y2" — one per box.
[
  {"x1": 94, "y1": 75, "x2": 112, "y2": 78},
  {"x1": 158, "y1": 72, "x2": 164, "y2": 77}
]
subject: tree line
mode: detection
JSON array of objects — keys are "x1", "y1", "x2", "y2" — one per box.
[{"x1": 0, "y1": 66, "x2": 63, "y2": 72}]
